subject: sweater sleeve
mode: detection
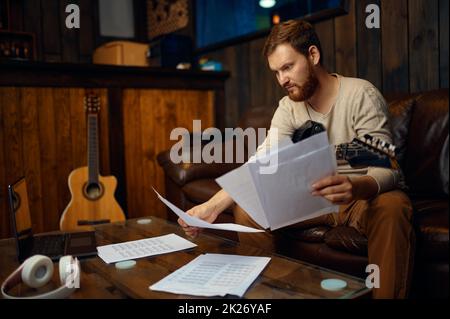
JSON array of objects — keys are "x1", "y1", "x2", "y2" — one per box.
[{"x1": 353, "y1": 85, "x2": 400, "y2": 194}]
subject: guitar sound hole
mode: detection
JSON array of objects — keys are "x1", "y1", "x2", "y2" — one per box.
[{"x1": 85, "y1": 183, "x2": 102, "y2": 200}]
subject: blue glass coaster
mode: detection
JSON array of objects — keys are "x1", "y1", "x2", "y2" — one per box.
[
  {"x1": 137, "y1": 218, "x2": 152, "y2": 225},
  {"x1": 115, "y1": 260, "x2": 136, "y2": 270},
  {"x1": 320, "y1": 279, "x2": 347, "y2": 291}
]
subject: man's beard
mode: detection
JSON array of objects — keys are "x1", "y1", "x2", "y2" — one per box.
[{"x1": 286, "y1": 64, "x2": 318, "y2": 102}]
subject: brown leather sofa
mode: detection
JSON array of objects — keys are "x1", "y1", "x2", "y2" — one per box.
[{"x1": 157, "y1": 89, "x2": 449, "y2": 298}]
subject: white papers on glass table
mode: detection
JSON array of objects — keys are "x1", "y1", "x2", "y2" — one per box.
[
  {"x1": 216, "y1": 132, "x2": 338, "y2": 231},
  {"x1": 97, "y1": 233, "x2": 197, "y2": 264},
  {"x1": 153, "y1": 188, "x2": 264, "y2": 233},
  {"x1": 150, "y1": 254, "x2": 271, "y2": 297}
]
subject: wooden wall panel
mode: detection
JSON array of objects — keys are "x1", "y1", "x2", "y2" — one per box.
[
  {"x1": 0, "y1": 91, "x2": 10, "y2": 238},
  {"x1": 9, "y1": 0, "x2": 24, "y2": 31},
  {"x1": 41, "y1": 0, "x2": 62, "y2": 61},
  {"x1": 209, "y1": 44, "x2": 251, "y2": 127},
  {"x1": 20, "y1": 88, "x2": 44, "y2": 232},
  {"x1": 79, "y1": 0, "x2": 95, "y2": 63},
  {"x1": 314, "y1": 19, "x2": 335, "y2": 73},
  {"x1": 53, "y1": 88, "x2": 74, "y2": 220},
  {"x1": 381, "y1": 0, "x2": 409, "y2": 94},
  {"x1": 10, "y1": 0, "x2": 97, "y2": 63},
  {"x1": 122, "y1": 89, "x2": 214, "y2": 220},
  {"x1": 334, "y1": 0, "x2": 357, "y2": 77},
  {"x1": 409, "y1": 0, "x2": 440, "y2": 93},
  {"x1": 440, "y1": 0, "x2": 449, "y2": 88},
  {"x1": 37, "y1": 89, "x2": 60, "y2": 233},
  {"x1": 23, "y1": 0, "x2": 43, "y2": 61},
  {"x1": 122, "y1": 90, "x2": 144, "y2": 219},
  {"x1": 356, "y1": 0, "x2": 382, "y2": 90},
  {"x1": 1, "y1": 88, "x2": 25, "y2": 238},
  {"x1": 1, "y1": 88, "x2": 24, "y2": 194},
  {"x1": 0, "y1": 88, "x2": 110, "y2": 237},
  {"x1": 249, "y1": 37, "x2": 285, "y2": 110},
  {"x1": 60, "y1": 0, "x2": 81, "y2": 63}
]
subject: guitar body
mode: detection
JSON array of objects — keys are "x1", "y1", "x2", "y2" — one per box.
[{"x1": 60, "y1": 167, "x2": 125, "y2": 231}]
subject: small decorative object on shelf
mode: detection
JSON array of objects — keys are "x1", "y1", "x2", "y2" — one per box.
[
  {"x1": 0, "y1": 31, "x2": 36, "y2": 61},
  {"x1": 0, "y1": 0, "x2": 9, "y2": 30},
  {"x1": 198, "y1": 57, "x2": 223, "y2": 71},
  {"x1": 147, "y1": 0, "x2": 189, "y2": 39}
]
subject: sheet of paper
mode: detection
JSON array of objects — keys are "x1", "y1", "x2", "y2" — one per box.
[
  {"x1": 216, "y1": 162, "x2": 270, "y2": 229},
  {"x1": 153, "y1": 189, "x2": 264, "y2": 233},
  {"x1": 253, "y1": 145, "x2": 338, "y2": 230},
  {"x1": 252, "y1": 131, "x2": 331, "y2": 169},
  {"x1": 97, "y1": 233, "x2": 197, "y2": 264},
  {"x1": 149, "y1": 253, "x2": 271, "y2": 297},
  {"x1": 217, "y1": 132, "x2": 338, "y2": 231}
]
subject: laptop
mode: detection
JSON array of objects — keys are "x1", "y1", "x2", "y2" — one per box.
[{"x1": 8, "y1": 177, "x2": 98, "y2": 262}]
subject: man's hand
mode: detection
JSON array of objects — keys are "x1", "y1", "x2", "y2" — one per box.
[
  {"x1": 311, "y1": 175, "x2": 379, "y2": 204},
  {"x1": 178, "y1": 202, "x2": 220, "y2": 238},
  {"x1": 311, "y1": 175, "x2": 355, "y2": 205}
]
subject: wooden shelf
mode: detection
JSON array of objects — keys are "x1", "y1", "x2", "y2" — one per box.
[{"x1": 0, "y1": 60, "x2": 229, "y2": 89}]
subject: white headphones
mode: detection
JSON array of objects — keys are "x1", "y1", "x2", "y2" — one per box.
[{"x1": 1, "y1": 255, "x2": 80, "y2": 299}]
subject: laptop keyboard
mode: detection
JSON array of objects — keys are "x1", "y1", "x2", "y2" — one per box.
[{"x1": 31, "y1": 235, "x2": 66, "y2": 257}]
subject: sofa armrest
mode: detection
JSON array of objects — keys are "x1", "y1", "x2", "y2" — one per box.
[{"x1": 157, "y1": 149, "x2": 241, "y2": 187}]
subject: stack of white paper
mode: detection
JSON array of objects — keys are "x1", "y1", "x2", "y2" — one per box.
[
  {"x1": 150, "y1": 254, "x2": 271, "y2": 297},
  {"x1": 97, "y1": 233, "x2": 197, "y2": 264},
  {"x1": 216, "y1": 132, "x2": 338, "y2": 230}
]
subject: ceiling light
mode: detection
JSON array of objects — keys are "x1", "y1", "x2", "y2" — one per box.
[{"x1": 259, "y1": 0, "x2": 276, "y2": 9}]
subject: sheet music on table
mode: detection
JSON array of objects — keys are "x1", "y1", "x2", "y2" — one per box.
[
  {"x1": 150, "y1": 253, "x2": 271, "y2": 297},
  {"x1": 97, "y1": 233, "x2": 197, "y2": 264}
]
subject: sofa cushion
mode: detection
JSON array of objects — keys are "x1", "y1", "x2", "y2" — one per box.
[
  {"x1": 413, "y1": 199, "x2": 449, "y2": 262},
  {"x1": 157, "y1": 150, "x2": 240, "y2": 187},
  {"x1": 324, "y1": 226, "x2": 368, "y2": 256},
  {"x1": 403, "y1": 89, "x2": 449, "y2": 198},
  {"x1": 387, "y1": 93, "x2": 418, "y2": 167},
  {"x1": 278, "y1": 226, "x2": 331, "y2": 243},
  {"x1": 182, "y1": 179, "x2": 221, "y2": 204}
]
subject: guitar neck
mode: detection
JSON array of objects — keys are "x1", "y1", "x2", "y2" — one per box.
[{"x1": 87, "y1": 113, "x2": 100, "y2": 184}]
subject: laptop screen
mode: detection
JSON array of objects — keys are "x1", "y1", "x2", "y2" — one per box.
[{"x1": 8, "y1": 178, "x2": 34, "y2": 258}]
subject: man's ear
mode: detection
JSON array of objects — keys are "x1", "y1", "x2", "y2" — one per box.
[{"x1": 308, "y1": 45, "x2": 321, "y2": 66}]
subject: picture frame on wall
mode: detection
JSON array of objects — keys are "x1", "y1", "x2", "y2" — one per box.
[{"x1": 0, "y1": 0, "x2": 9, "y2": 30}]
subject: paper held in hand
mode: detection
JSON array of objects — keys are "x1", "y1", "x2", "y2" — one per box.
[
  {"x1": 153, "y1": 188, "x2": 264, "y2": 233},
  {"x1": 216, "y1": 132, "x2": 338, "y2": 231}
]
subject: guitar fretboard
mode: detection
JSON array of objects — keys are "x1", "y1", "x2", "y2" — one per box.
[{"x1": 87, "y1": 114, "x2": 99, "y2": 184}]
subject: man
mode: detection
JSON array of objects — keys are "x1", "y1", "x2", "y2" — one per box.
[{"x1": 178, "y1": 20, "x2": 414, "y2": 299}]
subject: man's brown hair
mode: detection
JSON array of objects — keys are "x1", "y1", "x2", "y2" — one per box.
[{"x1": 263, "y1": 19, "x2": 323, "y2": 64}]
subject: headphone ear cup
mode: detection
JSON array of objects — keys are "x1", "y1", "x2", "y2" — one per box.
[
  {"x1": 21, "y1": 255, "x2": 53, "y2": 289},
  {"x1": 59, "y1": 256, "x2": 78, "y2": 286}
]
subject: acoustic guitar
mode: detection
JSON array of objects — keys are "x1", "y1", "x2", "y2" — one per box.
[{"x1": 60, "y1": 93, "x2": 125, "y2": 231}]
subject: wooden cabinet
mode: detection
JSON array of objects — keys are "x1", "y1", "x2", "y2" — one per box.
[{"x1": 0, "y1": 62, "x2": 228, "y2": 238}]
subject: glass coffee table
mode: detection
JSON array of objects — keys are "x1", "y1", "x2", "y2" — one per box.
[
  {"x1": 0, "y1": 216, "x2": 371, "y2": 299},
  {"x1": 87, "y1": 216, "x2": 371, "y2": 299}
]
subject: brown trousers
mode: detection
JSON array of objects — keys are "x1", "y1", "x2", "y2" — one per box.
[{"x1": 233, "y1": 190, "x2": 415, "y2": 299}]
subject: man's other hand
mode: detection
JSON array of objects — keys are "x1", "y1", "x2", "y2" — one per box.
[{"x1": 311, "y1": 175, "x2": 355, "y2": 205}]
